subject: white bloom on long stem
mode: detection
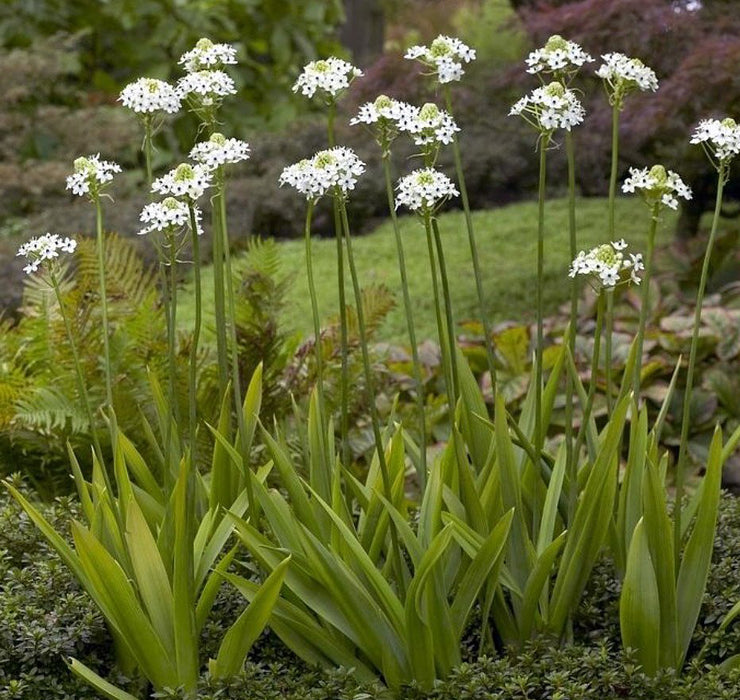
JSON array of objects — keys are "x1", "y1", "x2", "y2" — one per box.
[
  {"x1": 405, "y1": 34, "x2": 476, "y2": 84},
  {"x1": 119, "y1": 78, "x2": 181, "y2": 115},
  {"x1": 17, "y1": 233, "x2": 77, "y2": 275},
  {"x1": 400, "y1": 102, "x2": 459, "y2": 147},
  {"x1": 138, "y1": 197, "x2": 203, "y2": 236},
  {"x1": 66, "y1": 154, "x2": 121, "y2": 198},
  {"x1": 690, "y1": 117, "x2": 740, "y2": 166},
  {"x1": 622, "y1": 164, "x2": 692, "y2": 210},
  {"x1": 596, "y1": 53, "x2": 658, "y2": 106},
  {"x1": 279, "y1": 147, "x2": 365, "y2": 201},
  {"x1": 179, "y1": 38, "x2": 237, "y2": 73},
  {"x1": 177, "y1": 70, "x2": 236, "y2": 105},
  {"x1": 190, "y1": 132, "x2": 250, "y2": 170},
  {"x1": 395, "y1": 168, "x2": 459, "y2": 214},
  {"x1": 152, "y1": 162, "x2": 213, "y2": 202},
  {"x1": 292, "y1": 57, "x2": 363, "y2": 99},
  {"x1": 510, "y1": 82, "x2": 585, "y2": 133},
  {"x1": 526, "y1": 35, "x2": 593, "y2": 80},
  {"x1": 569, "y1": 239, "x2": 643, "y2": 289},
  {"x1": 351, "y1": 95, "x2": 414, "y2": 127}
]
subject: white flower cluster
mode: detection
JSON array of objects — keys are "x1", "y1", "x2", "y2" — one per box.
[
  {"x1": 525, "y1": 35, "x2": 593, "y2": 78},
  {"x1": 596, "y1": 53, "x2": 659, "y2": 97},
  {"x1": 138, "y1": 197, "x2": 203, "y2": 237},
  {"x1": 118, "y1": 78, "x2": 181, "y2": 115},
  {"x1": 622, "y1": 165, "x2": 692, "y2": 210},
  {"x1": 395, "y1": 168, "x2": 459, "y2": 213},
  {"x1": 510, "y1": 82, "x2": 585, "y2": 132},
  {"x1": 690, "y1": 118, "x2": 740, "y2": 164},
  {"x1": 190, "y1": 133, "x2": 251, "y2": 169},
  {"x1": 292, "y1": 57, "x2": 363, "y2": 99},
  {"x1": 279, "y1": 147, "x2": 366, "y2": 200},
  {"x1": 66, "y1": 154, "x2": 121, "y2": 198},
  {"x1": 350, "y1": 95, "x2": 415, "y2": 128},
  {"x1": 17, "y1": 233, "x2": 77, "y2": 275},
  {"x1": 152, "y1": 162, "x2": 213, "y2": 201},
  {"x1": 569, "y1": 239, "x2": 644, "y2": 288},
  {"x1": 177, "y1": 70, "x2": 236, "y2": 105},
  {"x1": 401, "y1": 102, "x2": 459, "y2": 147},
  {"x1": 405, "y1": 34, "x2": 476, "y2": 84},
  {"x1": 179, "y1": 38, "x2": 237, "y2": 73}
]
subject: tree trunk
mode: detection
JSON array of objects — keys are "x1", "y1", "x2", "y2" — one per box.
[{"x1": 340, "y1": 0, "x2": 385, "y2": 67}]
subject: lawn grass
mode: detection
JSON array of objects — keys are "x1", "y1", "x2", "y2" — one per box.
[{"x1": 182, "y1": 196, "x2": 676, "y2": 345}]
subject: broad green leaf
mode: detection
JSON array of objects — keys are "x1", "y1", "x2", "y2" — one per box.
[
  {"x1": 537, "y1": 442, "x2": 567, "y2": 556},
  {"x1": 208, "y1": 386, "x2": 236, "y2": 513},
  {"x1": 620, "y1": 519, "x2": 661, "y2": 676},
  {"x1": 455, "y1": 346, "x2": 493, "y2": 473},
  {"x1": 67, "y1": 658, "x2": 139, "y2": 700},
  {"x1": 676, "y1": 426, "x2": 724, "y2": 666},
  {"x1": 308, "y1": 387, "x2": 331, "y2": 503},
  {"x1": 119, "y1": 430, "x2": 163, "y2": 504},
  {"x1": 211, "y1": 556, "x2": 291, "y2": 677}
]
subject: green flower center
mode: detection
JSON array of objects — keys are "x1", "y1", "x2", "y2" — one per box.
[
  {"x1": 145, "y1": 79, "x2": 160, "y2": 93},
  {"x1": 417, "y1": 172, "x2": 434, "y2": 186},
  {"x1": 74, "y1": 156, "x2": 93, "y2": 174},
  {"x1": 174, "y1": 164, "x2": 195, "y2": 181},
  {"x1": 430, "y1": 38, "x2": 451, "y2": 58},
  {"x1": 595, "y1": 244, "x2": 618, "y2": 267},
  {"x1": 314, "y1": 60, "x2": 330, "y2": 73},
  {"x1": 210, "y1": 133, "x2": 227, "y2": 146},
  {"x1": 544, "y1": 82, "x2": 566, "y2": 98},
  {"x1": 163, "y1": 197, "x2": 180, "y2": 210},
  {"x1": 374, "y1": 94, "x2": 392, "y2": 110},
  {"x1": 419, "y1": 103, "x2": 440, "y2": 121},
  {"x1": 722, "y1": 117, "x2": 737, "y2": 129},
  {"x1": 315, "y1": 152, "x2": 336, "y2": 169},
  {"x1": 648, "y1": 164, "x2": 668, "y2": 186},
  {"x1": 195, "y1": 38, "x2": 213, "y2": 52},
  {"x1": 544, "y1": 35, "x2": 568, "y2": 52}
]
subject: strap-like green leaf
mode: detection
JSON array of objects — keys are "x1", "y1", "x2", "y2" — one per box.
[{"x1": 67, "y1": 658, "x2": 139, "y2": 700}]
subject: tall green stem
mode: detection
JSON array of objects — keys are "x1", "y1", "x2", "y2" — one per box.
[
  {"x1": 674, "y1": 171, "x2": 726, "y2": 563},
  {"x1": 565, "y1": 131, "x2": 578, "y2": 521},
  {"x1": 423, "y1": 212, "x2": 454, "y2": 402},
  {"x1": 535, "y1": 140, "x2": 548, "y2": 463},
  {"x1": 605, "y1": 289, "x2": 614, "y2": 416},
  {"x1": 608, "y1": 103, "x2": 620, "y2": 240},
  {"x1": 339, "y1": 198, "x2": 406, "y2": 596},
  {"x1": 574, "y1": 292, "x2": 605, "y2": 459},
  {"x1": 50, "y1": 272, "x2": 104, "y2": 466},
  {"x1": 188, "y1": 204, "x2": 202, "y2": 468},
  {"x1": 143, "y1": 116, "x2": 154, "y2": 192},
  {"x1": 383, "y1": 155, "x2": 427, "y2": 490},
  {"x1": 94, "y1": 198, "x2": 113, "y2": 410},
  {"x1": 444, "y1": 86, "x2": 497, "y2": 392},
  {"x1": 327, "y1": 102, "x2": 350, "y2": 467},
  {"x1": 217, "y1": 170, "x2": 256, "y2": 514},
  {"x1": 432, "y1": 218, "x2": 459, "y2": 403},
  {"x1": 211, "y1": 173, "x2": 229, "y2": 399},
  {"x1": 633, "y1": 207, "x2": 659, "y2": 400}
]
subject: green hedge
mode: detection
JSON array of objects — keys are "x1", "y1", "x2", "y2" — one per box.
[{"x1": 2, "y1": 479, "x2": 740, "y2": 700}]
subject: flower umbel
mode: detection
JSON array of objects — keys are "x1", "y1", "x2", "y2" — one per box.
[
  {"x1": 596, "y1": 53, "x2": 658, "y2": 108},
  {"x1": 17, "y1": 233, "x2": 77, "y2": 275},
  {"x1": 405, "y1": 34, "x2": 476, "y2": 84},
  {"x1": 138, "y1": 197, "x2": 204, "y2": 237},
  {"x1": 179, "y1": 38, "x2": 237, "y2": 73},
  {"x1": 525, "y1": 35, "x2": 593, "y2": 82},
  {"x1": 189, "y1": 133, "x2": 251, "y2": 170},
  {"x1": 510, "y1": 82, "x2": 585, "y2": 134},
  {"x1": 690, "y1": 117, "x2": 740, "y2": 169},
  {"x1": 292, "y1": 57, "x2": 363, "y2": 100},
  {"x1": 395, "y1": 168, "x2": 459, "y2": 214},
  {"x1": 622, "y1": 165, "x2": 692, "y2": 211},
  {"x1": 118, "y1": 78, "x2": 181, "y2": 115},
  {"x1": 400, "y1": 102, "x2": 460, "y2": 149},
  {"x1": 65, "y1": 154, "x2": 121, "y2": 199},
  {"x1": 350, "y1": 94, "x2": 418, "y2": 149},
  {"x1": 569, "y1": 239, "x2": 644, "y2": 289},
  {"x1": 177, "y1": 70, "x2": 236, "y2": 106},
  {"x1": 279, "y1": 147, "x2": 366, "y2": 201},
  {"x1": 152, "y1": 162, "x2": 213, "y2": 202}
]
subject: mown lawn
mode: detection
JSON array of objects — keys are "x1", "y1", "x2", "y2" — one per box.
[{"x1": 183, "y1": 196, "x2": 676, "y2": 345}]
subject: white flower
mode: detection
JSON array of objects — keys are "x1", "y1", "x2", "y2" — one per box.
[
  {"x1": 622, "y1": 165, "x2": 692, "y2": 210},
  {"x1": 350, "y1": 95, "x2": 413, "y2": 127},
  {"x1": 65, "y1": 154, "x2": 121, "y2": 198},
  {"x1": 189, "y1": 133, "x2": 251, "y2": 170},
  {"x1": 569, "y1": 239, "x2": 642, "y2": 289},
  {"x1": 509, "y1": 82, "x2": 585, "y2": 133},
  {"x1": 525, "y1": 35, "x2": 593, "y2": 79},
  {"x1": 400, "y1": 102, "x2": 459, "y2": 147},
  {"x1": 405, "y1": 34, "x2": 476, "y2": 84},
  {"x1": 279, "y1": 147, "x2": 365, "y2": 200},
  {"x1": 690, "y1": 118, "x2": 740, "y2": 165},
  {"x1": 138, "y1": 197, "x2": 203, "y2": 236},
  {"x1": 17, "y1": 233, "x2": 77, "y2": 275},
  {"x1": 177, "y1": 70, "x2": 236, "y2": 106},
  {"x1": 179, "y1": 38, "x2": 237, "y2": 73},
  {"x1": 395, "y1": 168, "x2": 459, "y2": 213},
  {"x1": 118, "y1": 78, "x2": 181, "y2": 115},
  {"x1": 292, "y1": 57, "x2": 363, "y2": 99},
  {"x1": 152, "y1": 162, "x2": 213, "y2": 201},
  {"x1": 596, "y1": 53, "x2": 658, "y2": 105}
]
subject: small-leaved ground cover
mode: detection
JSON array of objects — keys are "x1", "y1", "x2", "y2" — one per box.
[{"x1": 182, "y1": 195, "x2": 675, "y2": 344}]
